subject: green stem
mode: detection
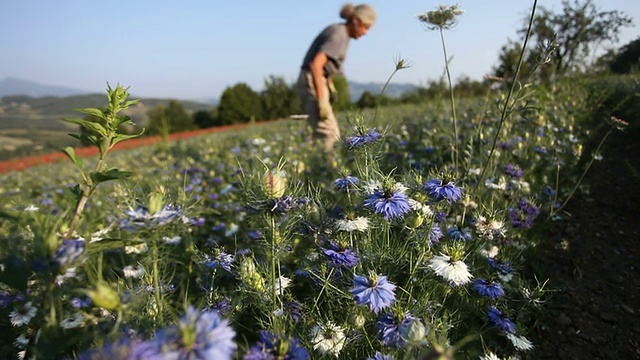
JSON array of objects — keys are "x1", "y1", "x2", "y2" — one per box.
[
  {"x1": 475, "y1": 0, "x2": 538, "y2": 192},
  {"x1": 152, "y1": 237, "x2": 163, "y2": 325},
  {"x1": 439, "y1": 28, "x2": 459, "y2": 171}
]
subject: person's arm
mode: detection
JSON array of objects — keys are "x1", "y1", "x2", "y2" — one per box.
[{"x1": 309, "y1": 51, "x2": 328, "y2": 100}]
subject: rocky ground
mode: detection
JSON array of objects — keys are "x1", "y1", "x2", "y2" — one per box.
[{"x1": 526, "y1": 121, "x2": 640, "y2": 359}]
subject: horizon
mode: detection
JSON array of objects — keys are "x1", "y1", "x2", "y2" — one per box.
[{"x1": 1, "y1": 1, "x2": 638, "y2": 100}]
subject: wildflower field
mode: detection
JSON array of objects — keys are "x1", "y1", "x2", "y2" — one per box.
[{"x1": 1, "y1": 3, "x2": 638, "y2": 360}]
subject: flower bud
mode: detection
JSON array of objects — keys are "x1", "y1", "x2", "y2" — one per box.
[
  {"x1": 352, "y1": 313, "x2": 366, "y2": 329},
  {"x1": 148, "y1": 191, "x2": 164, "y2": 215},
  {"x1": 84, "y1": 282, "x2": 121, "y2": 310},
  {"x1": 405, "y1": 212, "x2": 424, "y2": 229},
  {"x1": 400, "y1": 319, "x2": 428, "y2": 345},
  {"x1": 263, "y1": 171, "x2": 286, "y2": 198}
]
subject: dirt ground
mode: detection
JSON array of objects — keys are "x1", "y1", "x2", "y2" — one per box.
[{"x1": 526, "y1": 123, "x2": 640, "y2": 359}]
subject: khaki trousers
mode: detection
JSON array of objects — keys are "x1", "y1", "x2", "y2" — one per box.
[{"x1": 296, "y1": 70, "x2": 340, "y2": 154}]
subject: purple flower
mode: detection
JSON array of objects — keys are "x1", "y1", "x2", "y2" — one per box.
[
  {"x1": 71, "y1": 295, "x2": 92, "y2": 309},
  {"x1": 350, "y1": 273, "x2": 396, "y2": 313},
  {"x1": 488, "y1": 258, "x2": 513, "y2": 275},
  {"x1": 508, "y1": 198, "x2": 540, "y2": 228},
  {"x1": 321, "y1": 241, "x2": 358, "y2": 268},
  {"x1": 473, "y1": 278, "x2": 505, "y2": 299},
  {"x1": 52, "y1": 239, "x2": 85, "y2": 268},
  {"x1": 364, "y1": 190, "x2": 411, "y2": 221},
  {"x1": 424, "y1": 179, "x2": 463, "y2": 203},
  {"x1": 77, "y1": 337, "x2": 141, "y2": 360},
  {"x1": 376, "y1": 312, "x2": 416, "y2": 348},
  {"x1": 429, "y1": 224, "x2": 443, "y2": 244},
  {"x1": 244, "y1": 331, "x2": 309, "y2": 360},
  {"x1": 120, "y1": 204, "x2": 183, "y2": 229},
  {"x1": 346, "y1": 128, "x2": 382, "y2": 148},
  {"x1": 333, "y1": 176, "x2": 359, "y2": 192},
  {"x1": 504, "y1": 164, "x2": 523, "y2": 178},
  {"x1": 488, "y1": 306, "x2": 516, "y2": 334}
]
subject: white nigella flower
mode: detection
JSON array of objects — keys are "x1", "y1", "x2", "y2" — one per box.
[
  {"x1": 480, "y1": 352, "x2": 501, "y2": 360},
  {"x1": 408, "y1": 198, "x2": 433, "y2": 217},
  {"x1": 428, "y1": 254, "x2": 473, "y2": 286},
  {"x1": 269, "y1": 276, "x2": 291, "y2": 296},
  {"x1": 14, "y1": 334, "x2": 29, "y2": 348},
  {"x1": 225, "y1": 223, "x2": 239, "y2": 237},
  {"x1": 468, "y1": 168, "x2": 481, "y2": 175},
  {"x1": 90, "y1": 224, "x2": 115, "y2": 243},
  {"x1": 506, "y1": 332, "x2": 534, "y2": 351},
  {"x1": 335, "y1": 217, "x2": 369, "y2": 232},
  {"x1": 59, "y1": 312, "x2": 85, "y2": 329},
  {"x1": 123, "y1": 265, "x2": 146, "y2": 279},
  {"x1": 363, "y1": 179, "x2": 382, "y2": 194},
  {"x1": 125, "y1": 243, "x2": 148, "y2": 254},
  {"x1": 24, "y1": 204, "x2": 39, "y2": 212},
  {"x1": 485, "y1": 177, "x2": 507, "y2": 190},
  {"x1": 310, "y1": 321, "x2": 346, "y2": 357},
  {"x1": 55, "y1": 267, "x2": 78, "y2": 286},
  {"x1": 9, "y1": 302, "x2": 37, "y2": 327},
  {"x1": 220, "y1": 184, "x2": 235, "y2": 196},
  {"x1": 480, "y1": 246, "x2": 500, "y2": 259},
  {"x1": 162, "y1": 236, "x2": 182, "y2": 245}
]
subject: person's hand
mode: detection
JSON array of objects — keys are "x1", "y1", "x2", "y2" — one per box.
[
  {"x1": 328, "y1": 81, "x2": 338, "y2": 103},
  {"x1": 318, "y1": 96, "x2": 332, "y2": 120}
]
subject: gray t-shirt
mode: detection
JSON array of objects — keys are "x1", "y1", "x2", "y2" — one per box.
[{"x1": 301, "y1": 24, "x2": 350, "y2": 78}]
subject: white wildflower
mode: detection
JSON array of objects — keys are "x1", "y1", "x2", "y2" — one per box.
[
  {"x1": 125, "y1": 243, "x2": 148, "y2": 254},
  {"x1": 162, "y1": 236, "x2": 182, "y2": 245},
  {"x1": 408, "y1": 198, "x2": 433, "y2": 217},
  {"x1": 428, "y1": 254, "x2": 473, "y2": 286},
  {"x1": 225, "y1": 223, "x2": 239, "y2": 237},
  {"x1": 506, "y1": 332, "x2": 534, "y2": 351},
  {"x1": 123, "y1": 265, "x2": 146, "y2": 279},
  {"x1": 480, "y1": 246, "x2": 500, "y2": 259},
  {"x1": 24, "y1": 204, "x2": 39, "y2": 212},
  {"x1": 311, "y1": 321, "x2": 346, "y2": 357},
  {"x1": 59, "y1": 312, "x2": 85, "y2": 329},
  {"x1": 9, "y1": 302, "x2": 37, "y2": 327},
  {"x1": 480, "y1": 352, "x2": 501, "y2": 360},
  {"x1": 335, "y1": 217, "x2": 369, "y2": 232}
]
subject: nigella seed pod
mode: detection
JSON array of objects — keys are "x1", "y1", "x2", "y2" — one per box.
[
  {"x1": 263, "y1": 171, "x2": 286, "y2": 198},
  {"x1": 405, "y1": 212, "x2": 424, "y2": 229},
  {"x1": 84, "y1": 282, "x2": 121, "y2": 310}
]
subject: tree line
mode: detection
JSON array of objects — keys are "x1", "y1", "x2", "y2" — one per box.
[{"x1": 81, "y1": 0, "x2": 637, "y2": 139}]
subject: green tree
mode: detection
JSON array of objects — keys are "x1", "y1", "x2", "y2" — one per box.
[
  {"x1": 146, "y1": 100, "x2": 194, "y2": 136},
  {"x1": 193, "y1": 109, "x2": 216, "y2": 129},
  {"x1": 260, "y1": 75, "x2": 300, "y2": 120},
  {"x1": 522, "y1": 0, "x2": 632, "y2": 76},
  {"x1": 356, "y1": 90, "x2": 395, "y2": 109},
  {"x1": 217, "y1": 83, "x2": 263, "y2": 125},
  {"x1": 610, "y1": 37, "x2": 640, "y2": 74}
]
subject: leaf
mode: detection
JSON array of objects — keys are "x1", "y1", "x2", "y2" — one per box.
[
  {"x1": 62, "y1": 118, "x2": 108, "y2": 137},
  {"x1": 73, "y1": 107, "x2": 106, "y2": 119},
  {"x1": 63, "y1": 184, "x2": 83, "y2": 206},
  {"x1": 114, "y1": 115, "x2": 132, "y2": 128},
  {"x1": 90, "y1": 168, "x2": 135, "y2": 184},
  {"x1": 0, "y1": 209, "x2": 19, "y2": 221},
  {"x1": 61, "y1": 147, "x2": 84, "y2": 172},
  {"x1": 86, "y1": 238, "x2": 137, "y2": 255},
  {"x1": 112, "y1": 129, "x2": 145, "y2": 146}
]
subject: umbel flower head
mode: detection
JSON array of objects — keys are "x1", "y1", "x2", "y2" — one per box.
[
  {"x1": 417, "y1": 4, "x2": 464, "y2": 30},
  {"x1": 350, "y1": 272, "x2": 396, "y2": 313}
]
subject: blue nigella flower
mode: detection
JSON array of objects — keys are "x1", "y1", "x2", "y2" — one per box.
[
  {"x1": 488, "y1": 306, "x2": 516, "y2": 334},
  {"x1": 205, "y1": 251, "x2": 235, "y2": 272},
  {"x1": 244, "y1": 330, "x2": 309, "y2": 360},
  {"x1": 364, "y1": 189, "x2": 411, "y2": 221},
  {"x1": 429, "y1": 224, "x2": 443, "y2": 244},
  {"x1": 350, "y1": 273, "x2": 396, "y2": 313},
  {"x1": 346, "y1": 128, "x2": 382, "y2": 148},
  {"x1": 140, "y1": 306, "x2": 237, "y2": 360},
  {"x1": 473, "y1": 278, "x2": 505, "y2": 299},
  {"x1": 52, "y1": 239, "x2": 85, "y2": 268},
  {"x1": 508, "y1": 198, "x2": 540, "y2": 228},
  {"x1": 504, "y1": 164, "x2": 524, "y2": 178},
  {"x1": 77, "y1": 337, "x2": 141, "y2": 360},
  {"x1": 488, "y1": 258, "x2": 513, "y2": 275},
  {"x1": 447, "y1": 226, "x2": 472, "y2": 241},
  {"x1": 368, "y1": 351, "x2": 394, "y2": 360},
  {"x1": 321, "y1": 241, "x2": 358, "y2": 268},
  {"x1": 424, "y1": 179, "x2": 463, "y2": 203},
  {"x1": 376, "y1": 312, "x2": 416, "y2": 348},
  {"x1": 120, "y1": 204, "x2": 183, "y2": 229},
  {"x1": 333, "y1": 175, "x2": 359, "y2": 192},
  {"x1": 71, "y1": 295, "x2": 92, "y2": 309}
]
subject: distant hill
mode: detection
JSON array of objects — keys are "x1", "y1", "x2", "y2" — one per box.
[
  {"x1": 0, "y1": 77, "x2": 88, "y2": 98},
  {"x1": 348, "y1": 81, "x2": 420, "y2": 102}
]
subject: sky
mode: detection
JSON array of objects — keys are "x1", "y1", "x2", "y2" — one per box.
[{"x1": 1, "y1": 0, "x2": 639, "y2": 101}]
